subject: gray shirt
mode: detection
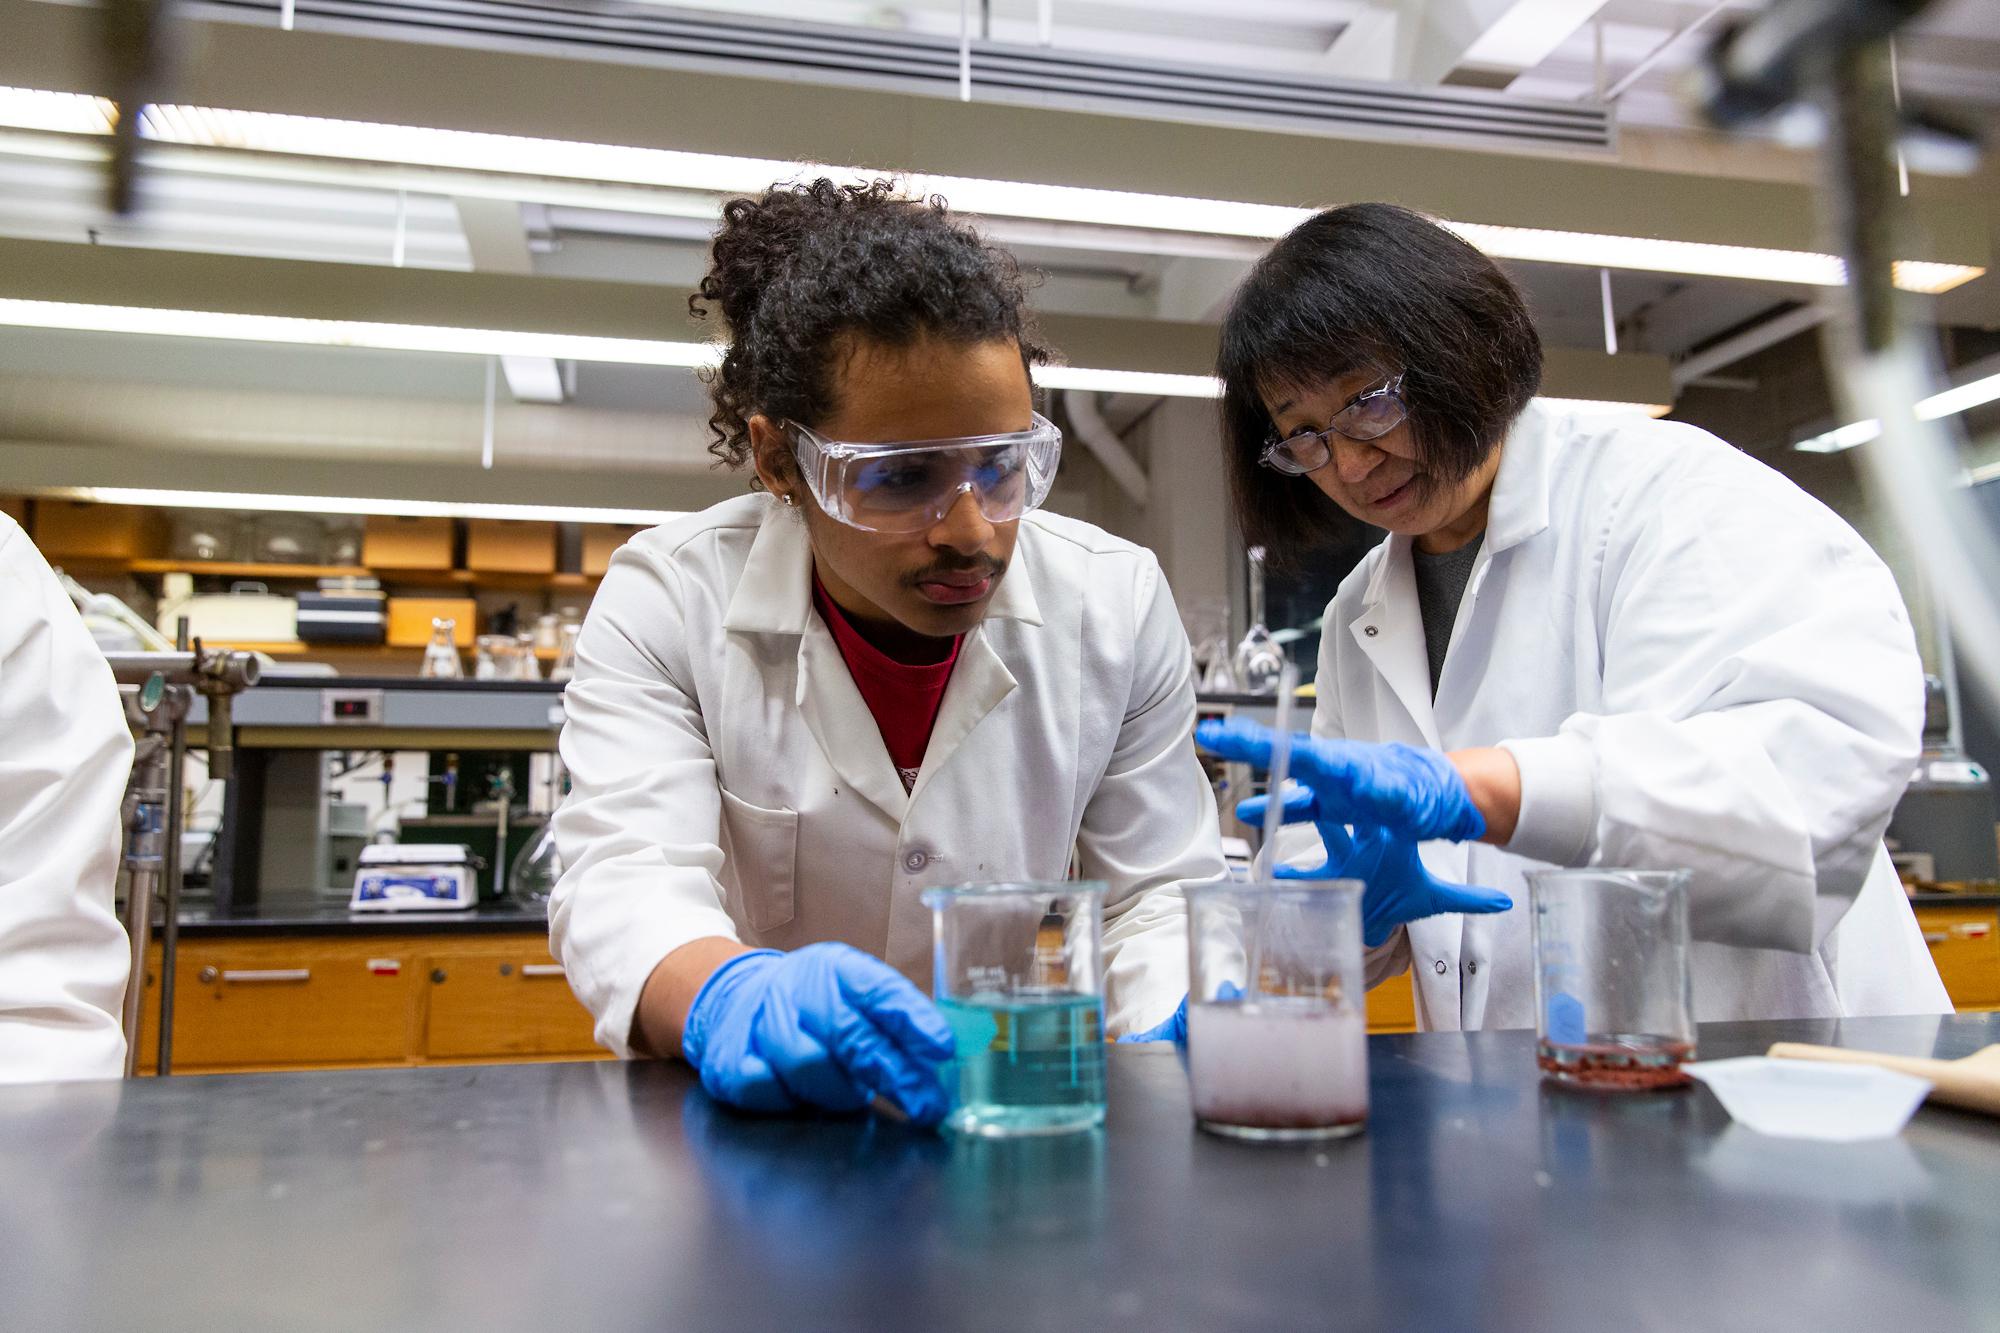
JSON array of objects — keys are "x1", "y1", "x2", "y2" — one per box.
[{"x1": 1411, "y1": 533, "x2": 1483, "y2": 696}]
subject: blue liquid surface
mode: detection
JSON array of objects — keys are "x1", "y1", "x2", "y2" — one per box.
[{"x1": 937, "y1": 991, "x2": 1106, "y2": 1137}]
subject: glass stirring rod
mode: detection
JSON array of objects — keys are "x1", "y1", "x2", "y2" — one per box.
[
  {"x1": 1245, "y1": 660, "x2": 1298, "y2": 1003},
  {"x1": 1251, "y1": 659, "x2": 1300, "y2": 882}
]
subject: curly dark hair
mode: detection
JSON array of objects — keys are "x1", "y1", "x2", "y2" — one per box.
[
  {"x1": 1217, "y1": 203, "x2": 1543, "y2": 568},
  {"x1": 690, "y1": 178, "x2": 1049, "y2": 479}
]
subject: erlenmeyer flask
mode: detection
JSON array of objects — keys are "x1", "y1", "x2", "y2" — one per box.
[
  {"x1": 421, "y1": 618, "x2": 464, "y2": 679},
  {"x1": 1233, "y1": 546, "x2": 1286, "y2": 695},
  {"x1": 509, "y1": 820, "x2": 564, "y2": 908},
  {"x1": 551, "y1": 622, "x2": 581, "y2": 682}
]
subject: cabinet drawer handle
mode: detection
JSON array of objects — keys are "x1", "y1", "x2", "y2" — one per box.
[
  {"x1": 214, "y1": 968, "x2": 311, "y2": 984},
  {"x1": 1924, "y1": 932, "x2": 1949, "y2": 945},
  {"x1": 520, "y1": 964, "x2": 566, "y2": 979}
]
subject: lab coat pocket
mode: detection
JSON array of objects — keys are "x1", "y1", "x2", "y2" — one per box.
[{"x1": 717, "y1": 788, "x2": 799, "y2": 932}]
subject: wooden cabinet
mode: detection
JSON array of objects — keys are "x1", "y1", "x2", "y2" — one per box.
[
  {"x1": 465, "y1": 519, "x2": 557, "y2": 574},
  {"x1": 169, "y1": 937, "x2": 416, "y2": 1070},
  {"x1": 135, "y1": 930, "x2": 611, "y2": 1075},
  {"x1": 421, "y1": 942, "x2": 601, "y2": 1061},
  {"x1": 1915, "y1": 904, "x2": 2000, "y2": 1011},
  {"x1": 137, "y1": 926, "x2": 1427, "y2": 1074},
  {"x1": 33, "y1": 500, "x2": 165, "y2": 560}
]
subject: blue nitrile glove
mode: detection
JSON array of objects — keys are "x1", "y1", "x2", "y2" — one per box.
[
  {"x1": 1117, "y1": 982, "x2": 1245, "y2": 1045},
  {"x1": 680, "y1": 943, "x2": 957, "y2": 1127},
  {"x1": 1197, "y1": 717, "x2": 1486, "y2": 843},
  {"x1": 1238, "y1": 785, "x2": 1512, "y2": 948}
]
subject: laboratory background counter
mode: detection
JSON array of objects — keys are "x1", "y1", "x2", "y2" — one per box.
[
  {"x1": 168, "y1": 901, "x2": 554, "y2": 937},
  {"x1": 129, "y1": 901, "x2": 604, "y2": 1076},
  {"x1": 3, "y1": 1015, "x2": 1995, "y2": 1332}
]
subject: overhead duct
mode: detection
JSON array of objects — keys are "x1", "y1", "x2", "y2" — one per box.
[
  {"x1": 0, "y1": 373, "x2": 715, "y2": 473},
  {"x1": 184, "y1": 0, "x2": 1616, "y2": 154},
  {"x1": 1063, "y1": 389, "x2": 1149, "y2": 508},
  {"x1": 1670, "y1": 304, "x2": 1830, "y2": 390}
]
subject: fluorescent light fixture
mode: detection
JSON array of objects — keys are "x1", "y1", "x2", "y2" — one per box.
[
  {"x1": 0, "y1": 297, "x2": 1216, "y2": 399},
  {"x1": 0, "y1": 298, "x2": 1674, "y2": 413},
  {"x1": 1918, "y1": 370, "x2": 2000, "y2": 422},
  {"x1": 1540, "y1": 398, "x2": 1673, "y2": 418},
  {"x1": 0, "y1": 298, "x2": 721, "y2": 366},
  {"x1": 1794, "y1": 419, "x2": 1883, "y2": 453},
  {"x1": 36, "y1": 485, "x2": 686, "y2": 526},
  {"x1": 1034, "y1": 366, "x2": 1223, "y2": 398},
  {"x1": 1793, "y1": 370, "x2": 2000, "y2": 453},
  {"x1": 0, "y1": 87, "x2": 1983, "y2": 293}
]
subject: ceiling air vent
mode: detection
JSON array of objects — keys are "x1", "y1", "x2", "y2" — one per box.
[{"x1": 184, "y1": 0, "x2": 1615, "y2": 154}]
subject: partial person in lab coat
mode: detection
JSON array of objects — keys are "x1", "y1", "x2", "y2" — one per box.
[
  {"x1": 0, "y1": 512, "x2": 133, "y2": 1081},
  {"x1": 550, "y1": 179, "x2": 1225, "y2": 1122},
  {"x1": 1197, "y1": 202, "x2": 1946, "y2": 1032}
]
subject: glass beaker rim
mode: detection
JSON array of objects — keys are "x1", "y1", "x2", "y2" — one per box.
[
  {"x1": 920, "y1": 880, "x2": 1107, "y2": 906},
  {"x1": 1526, "y1": 868, "x2": 1690, "y2": 887},
  {"x1": 1189, "y1": 878, "x2": 1362, "y2": 900}
]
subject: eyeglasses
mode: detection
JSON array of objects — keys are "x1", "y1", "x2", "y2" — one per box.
[
  {"x1": 787, "y1": 413, "x2": 1063, "y2": 534},
  {"x1": 1259, "y1": 373, "x2": 1408, "y2": 477}
]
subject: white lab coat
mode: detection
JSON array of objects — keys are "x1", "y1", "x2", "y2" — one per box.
[
  {"x1": 551, "y1": 495, "x2": 1223, "y2": 1055},
  {"x1": 1312, "y1": 404, "x2": 1949, "y2": 1029},
  {"x1": 0, "y1": 514, "x2": 133, "y2": 1081}
]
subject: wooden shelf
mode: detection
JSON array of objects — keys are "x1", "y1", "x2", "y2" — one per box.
[
  {"x1": 106, "y1": 560, "x2": 599, "y2": 592},
  {"x1": 210, "y1": 642, "x2": 562, "y2": 662},
  {"x1": 210, "y1": 642, "x2": 405, "y2": 657},
  {"x1": 129, "y1": 561, "x2": 372, "y2": 579}
]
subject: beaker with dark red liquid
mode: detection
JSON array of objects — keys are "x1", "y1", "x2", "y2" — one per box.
[{"x1": 1529, "y1": 869, "x2": 1695, "y2": 1091}]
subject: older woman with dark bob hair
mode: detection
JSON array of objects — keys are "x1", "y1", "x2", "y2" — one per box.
[{"x1": 1193, "y1": 202, "x2": 1947, "y2": 1035}]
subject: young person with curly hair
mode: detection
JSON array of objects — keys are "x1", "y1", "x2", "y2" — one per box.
[{"x1": 548, "y1": 179, "x2": 1224, "y2": 1123}]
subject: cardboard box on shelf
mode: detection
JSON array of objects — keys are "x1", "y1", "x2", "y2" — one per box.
[
  {"x1": 582, "y1": 525, "x2": 643, "y2": 577},
  {"x1": 387, "y1": 598, "x2": 479, "y2": 648},
  {"x1": 363, "y1": 516, "x2": 455, "y2": 570},
  {"x1": 466, "y1": 520, "x2": 557, "y2": 574},
  {"x1": 32, "y1": 501, "x2": 167, "y2": 560}
]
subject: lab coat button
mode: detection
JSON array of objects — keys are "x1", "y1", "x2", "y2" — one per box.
[
  {"x1": 1466, "y1": 961, "x2": 1478, "y2": 975},
  {"x1": 1364, "y1": 625, "x2": 1379, "y2": 637},
  {"x1": 1433, "y1": 959, "x2": 1448, "y2": 975},
  {"x1": 903, "y1": 850, "x2": 930, "y2": 873}
]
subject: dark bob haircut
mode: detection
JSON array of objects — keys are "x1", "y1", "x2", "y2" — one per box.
[
  {"x1": 691, "y1": 177, "x2": 1048, "y2": 479},
  {"x1": 1216, "y1": 202, "x2": 1542, "y2": 566}
]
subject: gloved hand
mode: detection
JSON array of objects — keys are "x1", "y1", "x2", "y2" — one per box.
[
  {"x1": 1239, "y1": 785, "x2": 1512, "y2": 948},
  {"x1": 680, "y1": 943, "x2": 956, "y2": 1127},
  {"x1": 1196, "y1": 718, "x2": 1487, "y2": 844},
  {"x1": 1116, "y1": 981, "x2": 1244, "y2": 1045}
]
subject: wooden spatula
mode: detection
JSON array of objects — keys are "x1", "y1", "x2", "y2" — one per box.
[{"x1": 1767, "y1": 1042, "x2": 2000, "y2": 1118}]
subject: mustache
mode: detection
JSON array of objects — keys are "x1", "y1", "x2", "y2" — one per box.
[{"x1": 904, "y1": 555, "x2": 1007, "y2": 586}]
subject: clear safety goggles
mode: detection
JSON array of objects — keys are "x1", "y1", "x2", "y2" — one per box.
[
  {"x1": 787, "y1": 413, "x2": 1063, "y2": 534},
  {"x1": 1260, "y1": 373, "x2": 1408, "y2": 476}
]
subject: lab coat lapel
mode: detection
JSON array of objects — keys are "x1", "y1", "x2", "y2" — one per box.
[
  {"x1": 909, "y1": 626, "x2": 1018, "y2": 805},
  {"x1": 796, "y1": 621, "x2": 911, "y2": 822},
  {"x1": 1433, "y1": 407, "x2": 1556, "y2": 721},
  {"x1": 724, "y1": 503, "x2": 911, "y2": 821},
  {"x1": 1349, "y1": 536, "x2": 1441, "y2": 748},
  {"x1": 907, "y1": 540, "x2": 1038, "y2": 803}
]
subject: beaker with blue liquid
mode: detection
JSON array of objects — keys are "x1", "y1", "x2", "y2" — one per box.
[{"x1": 922, "y1": 882, "x2": 1107, "y2": 1137}]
